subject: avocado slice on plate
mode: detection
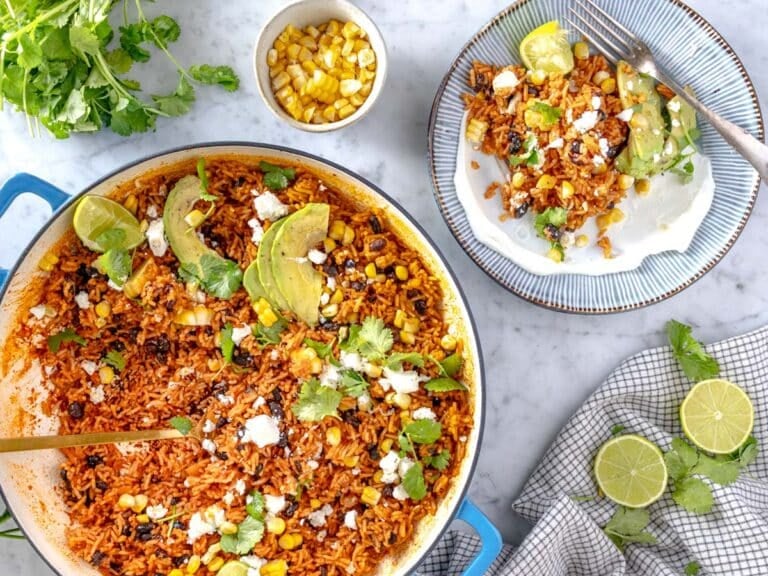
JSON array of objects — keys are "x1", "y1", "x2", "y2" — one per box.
[
  {"x1": 163, "y1": 175, "x2": 242, "y2": 299},
  {"x1": 243, "y1": 260, "x2": 271, "y2": 305},
  {"x1": 257, "y1": 219, "x2": 291, "y2": 311},
  {"x1": 272, "y1": 203, "x2": 330, "y2": 326}
]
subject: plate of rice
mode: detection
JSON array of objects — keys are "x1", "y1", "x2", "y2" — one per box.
[
  {"x1": 429, "y1": 0, "x2": 763, "y2": 312},
  {"x1": 0, "y1": 144, "x2": 500, "y2": 576}
]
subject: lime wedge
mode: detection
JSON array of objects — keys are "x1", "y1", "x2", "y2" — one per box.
[
  {"x1": 594, "y1": 434, "x2": 668, "y2": 508},
  {"x1": 680, "y1": 378, "x2": 754, "y2": 454},
  {"x1": 216, "y1": 561, "x2": 249, "y2": 576},
  {"x1": 519, "y1": 20, "x2": 574, "y2": 74},
  {"x1": 73, "y1": 196, "x2": 144, "y2": 253}
]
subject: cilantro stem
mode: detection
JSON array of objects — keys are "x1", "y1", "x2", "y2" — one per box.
[
  {"x1": 0, "y1": 43, "x2": 7, "y2": 111},
  {"x1": 2, "y1": 0, "x2": 16, "y2": 21},
  {"x1": 133, "y1": 0, "x2": 194, "y2": 83},
  {"x1": 2, "y1": 0, "x2": 79, "y2": 45}
]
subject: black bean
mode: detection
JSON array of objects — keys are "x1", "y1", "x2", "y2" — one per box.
[
  {"x1": 606, "y1": 145, "x2": 622, "y2": 159},
  {"x1": 384, "y1": 265, "x2": 395, "y2": 279},
  {"x1": 144, "y1": 335, "x2": 170, "y2": 362},
  {"x1": 341, "y1": 410, "x2": 361, "y2": 428},
  {"x1": 109, "y1": 562, "x2": 122, "y2": 571},
  {"x1": 128, "y1": 327, "x2": 141, "y2": 342},
  {"x1": 508, "y1": 131, "x2": 523, "y2": 154},
  {"x1": 236, "y1": 426, "x2": 246, "y2": 439},
  {"x1": 170, "y1": 496, "x2": 180, "y2": 506},
  {"x1": 111, "y1": 340, "x2": 125, "y2": 352},
  {"x1": 95, "y1": 479, "x2": 108, "y2": 491},
  {"x1": 366, "y1": 286, "x2": 377, "y2": 304},
  {"x1": 271, "y1": 387, "x2": 282, "y2": 402},
  {"x1": 321, "y1": 322, "x2": 340, "y2": 331},
  {"x1": 155, "y1": 549, "x2": 168, "y2": 559},
  {"x1": 389, "y1": 532, "x2": 398, "y2": 544},
  {"x1": 284, "y1": 501, "x2": 299, "y2": 518},
  {"x1": 344, "y1": 258, "x2": 356, "y2": 269},
  {"x1": 369, "y1": 215, "x2": 383, "y2": 234},
  {"x1": 68, "y1": 401, "x2": 84, "y2": 420},
  {"x1": 215, "y1": 451, "x2": 229, "y2": 461},
  {"x1": 277, "y1": 431, "x2": 289, "y2": 448},
  {"x1": 165, "y1": 299, "x2": 176, "y2": 312},
  {"x1": 121, "y1": 525, "x2": 132, "y2": 537},
  {"x1": 324, "y1": 262, "x2": 339, "y2": 276},
  {"x1": 320, "y1": 567, "x2": 328, "y2": 576},
  {"x1": 350, "y1": 281, "x2": 365, "y2": 291},
  {"x1": 526, "y1": 84, "x2": 540, "y2": 96},
  {"x1": 382, "y1": 485, "x2": 393, "y2": 498},
  {"x1": 543, "y1": 224, "x2": 562, "y2": 242},
  {"x1": 204, "y1": 326, "x2": 213, "y2": 336},
  {"x1": 269, "y1": 401, "x2": 284, "y2": 419},
  {"x1": 369, "y1": 238, "x2": 386, "y2": 251},
  {"x1": 232, "y1": 349, "x2": 253, "y2": 367},
  {"x1": 253, "y1": 463, "x2": 264, "y2": 479},
  {"x1": 570, "y1": 140, "x2": 582, "y2": 155},
  {"x1": 173, "y1": 520, "x2": 185, "y2": 530},
  {"x1": 597, "y1": 109, "x2": 607, "y2": 121},
  {"x1": 236, "y1": 176, "x2": 246, "y2": 187},
  {"x1": 514, "y1": 202, "x2": 530, "y2": 219},
  {"x1": 607, "y1": 202, "x2": 616, "y2": 210},
  {"x1": 367, "y1": 443, "x2": 380, "y2": 461},
  {"x1": 84, "y1": 490, "x2": 93, "y2": 507},
  {"x1": 431, "y1": 397, "x2": 442, "y2": 407},
  {"x1": 136, "y1": 523, "x2": 153, "y2": 535},
  {"x1": 86, "y1": 455, "x2": 103, "y2": 468},
  {"x1": 172, "y1": 556, "x2": 189, "y2": 568},
  {"x1": 211, "y1": 382, "x2": 228, "y2": 396},
  {"x1": 216, "y1": 416, "x2": 229, "y2": 429},
  {"x1": 406, "y1": 289, "x2": 421, "y2": 299},
  {"x1": 414, "y1": 300, "x2": 427, "y2": 315}
]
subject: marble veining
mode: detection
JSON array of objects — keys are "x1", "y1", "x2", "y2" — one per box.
[{"x1": 1, "y1": 1, "x2": 766, "y2": 573}]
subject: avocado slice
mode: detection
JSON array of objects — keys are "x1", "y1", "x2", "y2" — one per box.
[
  {"x1": 163, "y1": 175, "x2": 242, "y2": 299},
  {"x1": 257, "y1": 219, "x2": 291, "y2": 311},
  {"x1": 272, "y1": 203, "x2": 330, "y2": 326},
  {"x1": 668, "y1": 92, "x2": 697, "y2": 149},
  {"x1": 243, "y1": 260, "x2": 271, "y2": 304},
  {"x1": 616, "y1": 60, "x2": 660, "y2": 110}
]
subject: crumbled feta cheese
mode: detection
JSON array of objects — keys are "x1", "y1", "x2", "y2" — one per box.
[
  {"x1": 89, "y1": 385, "x2": 105, "y2": 404},
  {"x1": 346, "y1": 562, "x2": 356, "y2": 575},
  {"x1": 317, "y1": 529, "x2": 327, "y2": 542},
  {"x1": 74, "y1": 291, "x2": 90, "y2": 310},
  {"x1": 546, "y1": 138, "x2": 564, "y2": 149},
  {"x1": 340, "y1": 351, "x2": 366, "y2": 372},
  {"x1": 492, "y1": 69, "x2": 520, "y2": 97},
  {"x1": 307, "y1": 459, "x2": 319, "y2": 470},
  {"x1": 265, "y1": 494, "x2": 287, "y2": 515},
  {"x1": 270, "y1": 349, "x2": 279, "y2": 361},
  {"x1": 668, "y1": 99, "x2": 681, "y2": 113},
  {"x1": 598, "y1": 138, "x2": 610, "y2": 157},
  {"x1": 202, "y1": 419, "x2": 216, "y2": 434},
  {"x1": 398, "y1": 457, "x2": 415, "y2": 478},
  {"x1": 217, "y1": 393, "x2": 234, "y2": 405},
  {"x1": 241, "y1": 414, "x2": 281, "y2": 448},
  {"x1": 357, "y1": 393, "x2": 372, "y2": 411},
  {"x1": 146, "y1": 504, "x2": 168, "y2": 520},
  {"x1": 146, "y1": 219, "x2": 168, "y2": 257},
  {"x1": 392, "y1": 485, "x2": 409, "y2": 501},
  {"x1": 573, "y1": 110, "x2": 599, "y2": 134},
  {"x1": 179, "y1": 367, "x2": 195, "y2": 377},
  {"x1": 241, "y1": 556, "x2": 268, "y2": 574},
  {"x1": 222, "y1": 492, "x2": 235, "y2": 506},
  {"x1": 146, "y1": 205, "x2": 158, "y2": 219},
  {"x1": 617, "y1": 108, "x2": 634, "y2": 122},
  {"x1": 351, "y1": 468, "x2": 361, "y2": 476},
  {"x1": 379, "y1": 450, "x2": 401, "y2": 484},
  {"x1": 235, "y1": 479, "x2": 247, "y2": 495},
  {"x1": 253, "y1": 396, "x2": 266, "y2": 409},
  {"x1": 412, "y1": 407, "x2": 437, "y2": 421},
  {"x1": 326, "y1": 276, "x2": 337, "y2": 290},
  {"x1": 652, "y1": 128, "x2": 661, "y2": 136},
  {"x1": 344, "y1": 510, "x2": 358, "y2": 530},
  {"x1": 29, "y1": 304, "x2": 48, "y2": 319},
  {"x1": 592, "y1": 155, "x2": 605, "y2": 167},
  {"x1": 460, "y1": 435, "x2": 468, "y2": 443},
  {"x1": 254, "y1": 192, "x2": 289, "y2": 221},
  {"x1": 591, "y1": 95, "x2": 602, "y2": 110},
  {"x1": 307, "y1": 249, "x2": 327, "y2": 265},
  {"x1": 81, "y1": 360, "x2": 98, "y2": 376},
  {"x1": 187, "y1": 512, "x2": 217, "y2": 544},
  {"x1": 319, "y1": 362, "x2": 341, "y2": 388},
  {"x1": 247, "y1": 218, "x2": 264, "y2": 245},
  {"x1": 202, "y1": 439, "x2": 217, "y2": 454},
  {"x1": 671, "y1": 118, "x2": 681, "y2": 128},
  {"x1": 379, "y1": 367, "x2": 427, "y2": 394},
  {"x1": 320, "y1": 292, "x2": 330, "y2": 305},
  {"x1": 231, "y1": 325, "x2": 252, "y2": 346},
  {"x1": 566, "y1": 108, "x2": 574, "y2": 124},
  {"x1": 308, "y1": 504, "x2": 333, "y2": 527}
]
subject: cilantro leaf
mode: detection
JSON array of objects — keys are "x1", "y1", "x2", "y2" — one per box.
[
  {"x1": 610, "y1": 425, "x2": 626, "y2": 437},
  {"x1": 385, "y1": 352, "x2": 424, "y2": 371},
  {"x1": 304, "y1": 338, "x2": 334, "y2": 360},
  {"x1": 727, "y1": 436, "x2": 758, "y2": 468},
  {"x1": 259, "y1": 161, "x2": 296, "y2": 190},
  {"x1": 68, "y1": 26, "x2": 100, "y2": 58},
  {"x1": 97, "y1": 248, "x2": 132, "y2": 286},
  {"x1": 665, "y1": 438, "x2": 699, "y2": 482},
  {"x1": 291, "y1": 379, "x2": 342, "y2": 422},
  {"x1": 253, "y1": 317, "x2": 287, "y2": 347},
  {"x1": 103, "y1": 350, "x2": 126, "y2": 372},
  {"x1": 221, "y1": 323, "x2": 235, "y2": 364},
  {"x1": 670, "y1": 159, "x2": 694, "y2": 184},
  {"x1": 603, "y1": 506, "x2": 657, "y2": 551},
  {"x1": 18, "y1": 33, "x2": 43, "y2": 69},
  {"x1": 403, "y1": 420, "x2": 442, "y2": 444},
  {"x1": 666, "y1": 320, "x2": 719, "y2": 382},
  {"x1": 357, "y1": 317, "x2": 394, "y2": 361},
  {"x1": 534, "y1": 208, "x2": 568, "y2": 238},
  {"x1": 401, "y1": 462, "x2": 427, "y2": 501},
  {"x1": 684, "y1": 561, "x2": 701, "y2": 576},
  {"x1": 196, "y1": 158, "x2": 217, "y2": 201},
  {"x1": 692, "y1": 453, "x2": 740, "y2": 486},
  {"x1": 189, "y1": 65, "x2": 240, "y2": 92},
  {"x1": 95, "y1": 228, "x2": 127, "y2": 251},
  {"x1": 47, "y1": 328, "x2": 86, "y2": 353},
  {"x1": 219, "y1": 515, "x2": 264, "y2": 555},
  {"x1": 672, "y1": 476, "x2": 713, "y2": 514},
  {"x1": 398, "y1": 431, "x2": 413, "y2": 457},
  {"x1": 439, "y1": 353, "x2": 462, "y2": 377},
  {"x1": 197, "y1": 254, "x2": 242, "y2": 299},
  {"x1": 508, "y1": 134, "x2": 541, "y2": 167},
  {"x1": 424, "y1": 449, "x2": 451, "y2": 471},
  {"x1": 169, "y1": 416, "x2": 193, "y2": 436},
  {"x1": 339, "y1": 370, "x2": 368, "y2": 398},
  {"x1": 149, "y1": 15, "x2": 180, "y2": 48},
  {"x1": 106, "y1": 48, "x2": 133, "y2": 74},
  {"x1": 151, "y1": 74, "x2": 195, "y2": 117},
  {"x1": 246, "y1": 491, "x2": 265, "y2": 521},
  {"x1": 424, "y1": 377, "x2": 467, "y2": 393},
  {"x1": 529, "y1": 101, "x2": 563, "y2": 126},
  {"x1": 119, "y1": 22, "x2": 151, "y2": 62}
]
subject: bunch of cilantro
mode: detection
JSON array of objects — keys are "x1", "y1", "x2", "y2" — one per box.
[{"x1": 0, "y1": 0, "x2": 239, "y2": 138}]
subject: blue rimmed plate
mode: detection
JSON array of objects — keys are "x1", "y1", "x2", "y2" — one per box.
[{"x1": 428, "y1": 0, "x2": 762, "y2": 313}]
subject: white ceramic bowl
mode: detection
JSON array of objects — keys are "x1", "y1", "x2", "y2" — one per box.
[{"x1": 254, "y1": 0, "x2": 388, "y2": 132}]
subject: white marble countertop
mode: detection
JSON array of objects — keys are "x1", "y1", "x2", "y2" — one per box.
[{"x1": 1, "y1": 0, "x2": 767, "y2": 573}]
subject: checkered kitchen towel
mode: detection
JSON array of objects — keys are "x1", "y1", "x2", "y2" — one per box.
[{"x1": 420, "y1": 324, "x2": 768, "y2": 576}]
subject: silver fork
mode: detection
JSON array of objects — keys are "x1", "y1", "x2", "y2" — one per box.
[{"x1": 568, "y1": 0, "x2": 768, "y2": 182}]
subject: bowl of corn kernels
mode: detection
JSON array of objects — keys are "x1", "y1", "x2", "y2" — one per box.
[{"x1": 255, "y1": 0, "x2": 387, "y2": 132}]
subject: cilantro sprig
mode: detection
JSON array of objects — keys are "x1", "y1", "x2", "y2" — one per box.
[
  {"x1": 396, "y1": 419, "x2": 444, "y2": 500},
  {"x1": 47, "y1": 328, "x2": 86, "y2": 353},
  {"x1": 341, "y1": 317, "x2": 393, "y2": 362},
  {"x1": 291, "y1": 378, "x2": 342, "y2": 422},
  {"x1": 260, "y1": 161, "x2": 297, "y2": 191},
  {"x1": 220, "y1": 492, "x2": 265, "y2": 555},
  {"x1": 603, "y1": 507, "x2": 657, "y2": 551},
  {"x1": 169, "y1": 416, "x2": 193, "y2": 436},
  {"x1": 220, "y1": 323, "x2": 235, "y2": 364},
  {"x1": 253, "y1": 317, "x2": 287, "y2": 347},
  {"x1": 103, "y1": 349, "x2": 126, "y2": 371},
  {"x1": 96, "y1": 248, "x2": 132, "y2": 287},
  {"x1": 508, "y1": 134, "x2": 541, "y2": 167},
  {"x1": 666, "y1": 320, "x2": 720, "y2": 382},
  {"x1": 304, "y1": 338, "x2": 334, "y2": 360}
]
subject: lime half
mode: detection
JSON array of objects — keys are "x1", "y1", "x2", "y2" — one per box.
[
  {"x1": 594, "y1": 434, "x2": 668, "y2": 508},
  {"x1": 73, "y1": 196, "x2": 144, "y2": 253},
  {"x1": 216, "y1": 561, "x2": 250, "y2": 576},
  {"x1": 519, "y1": 20, "x2": 574, "y2": 74},
  {"x1": 680, "y1": 378, "x2": 754, "y2": 454}
]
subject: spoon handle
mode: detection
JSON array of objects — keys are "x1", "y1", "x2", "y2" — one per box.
[{"x1": 0, "y1": 429, "x2": 185, "y2": 453}]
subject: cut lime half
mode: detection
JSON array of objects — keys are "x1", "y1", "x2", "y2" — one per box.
[
  {"x1": 73, "y1": 196, "x2": 144, "y2": 253},
  {"x1": 519, "y1": 20, "x2": 574, "y2": 75}
]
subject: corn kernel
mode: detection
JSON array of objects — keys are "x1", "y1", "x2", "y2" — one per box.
[
  {"x1": 327, "y1": 20, "x2": 341, "y2": 35},
  {"x1": 342, "y1": 21, "x2": 361, "y2": 39},
  {"x1": 130, "y1": 494, "x2": 148, "y2": 513},
  {"x1": 547, "y1": 247, "x2": 564, "y2": 263},
  {"x1": 536, "y1": 175, "x2": 557, "y2": 189},
  {"x1": 596, "y1": 213, "x2": 612, "y2": 232},
  {"x1": 350, "y1": 93, "x2": 365, "y2": 107},
  {"x1": 202, "y1": 544, "x2": 221, "y2": 565},
  {"x1": 393, "y1": 309, "x2": 406, "y2": 329},
  {"x1": 330, "y1": 289, "x2": 344, "y2": 305},
  {"x1": 305, "y1": 25, "x2": 320, "y2": 39},
  {"x1": 326, "y1": 426, "x2": 342, "y2": 446},
  {"x1": 260, "y1": 559, "x2": 288, "y2": 576},
  {"x1": 267, "y1": 49, "x2": 278, "y2": 66},
  {"x1": 576, "y1": 234, "x2": 589, "y2": 248},
  {"x1": 393, "y1": 393, "x2": 411, "y2": 409},
  {"x1": 393, "y1": 265, "x2": 409, "y2": 281},
  {"x1": 440, "y1": 334, "x2": 458, "y2": 351},
  {"x1": 95, "y1": 300, "x2": 111, "y2": 318},
  {"x1": 135, "y1": 514, "x2": 149, "y2": 524},
  {"x1": 219, "y1": 521, "x2": 238, "y2": 535},
  {"x1": 399, "y1": 330, "x2": 416, "y2": 345},
  {"x1": 95, "y1": 317, "x2": 107, "y2": 328},
  {"x1": 99, "y1": 365, "x2": 115, "y2": 385},
  {"x1": 365, "y1": 262, "x2": 377, "y2": 279},
  {"x1": 118, "y1": 494, "x2": 135, "y2": 510},
  {"x1": 260, "y1": 307, "x2": 278, "y2": 328},
  {"x1": 635, "y1": 178, "x2": 651, "y2": 195},
  {"x1": 530, "y1": 69, "x2": 547, "y2": 85},
  {"x1": 593, "y1": 70, "x2": 611, "y2": 85},
  {"x1": 299, "y1": 36, "x2": 317, "y2": 50},
  {"x1": 310, "y1": 498, "x2": 322, "y2": 510},
  {"x1": 617, "y1": 174, "x2": 635, "y2": 190},
  {"x1": 573, "y1": 41, "x2": 590, "y2": 60},
  {"x1": 403, "y1": 317, "x2": 420, "y2": 334},
  {"x1": 278, "y1": 532, "x2": 304, "y2": 550},
  {"x1": 560, "y1": 181, "x2": 575, "y2": 200},
  {"x1": 334, "y1": 98, "x2": 349, "y2": 111},
  {"x1": 380, "y1": 438, "x2": 393, "y2": 453},
  {"x1": 301, "y1": 60, "x2": 317, "y2": 74},
  {"x1": 342, "y1": 225, "x2": 355, "y2": 245},
  {"x1": 273, "y1": 38, "x2": 287, "y2": 52},
  {"x1": 364, "y1": 363, "x2": 382, "y2": 378},
  {"x1": 266, "y1": 516, "x2": 286, "y2": 535},
  {"x1": 338, "y1": 104, "x2": 356, "y2": 119},
  {"x1": 610, "y1": 208, "x2": 625, "y2": 224},
  {"x1": 359, "y1": 82, "x2": 373, "y2": 97},
  {"x1": 321, "y1": 303, "x2": 338, "y2": 318},
  {"x1": 329, "y1": 219, "x2": 346, "y2": 241},
  {"x1": 123, "y1": 194, "x2": 138, "y2": 214},
  {"x1": 358, "y1": 47, "x2": 375, "y2": 68},
  {"x1": 511, "y1": 171, "x2": 525, "y2": 188},
  {"x1": 373, "y1": 470, "x2": 384, "y2": 483},
  {"x1": 344, "y1": 455, "x2": 359, "y2": 467},
  {"x1": 207, "y1": 557, "x2": 224, "y2": 573},
  {"x1": 600, "y1": 77, "x2": 616, "y2": 95},
  {"x1": 186, "y1": 555, "x2": 201, "y2": 574},
  {"x1": 342, "y1": 38, "x2": 355, "y2": 57},
  {"x1": 272, "y1": 71, "x2": 291, "y2": 91},
  {"x1": 38, "y1": 251, "x2": 59, "y2": 272},
  {"x1": 361, "y1": 486, "x2": 381, "y2": 506},
  {"x1": 169, "y1": 570, "x2": 184, "y2": 576},
  {"x1": 339, "y1": 78, "x2": 362, "y2": 97},
  {"x1": 323, "y1": 237, "x2": 337, "y2": 252}
]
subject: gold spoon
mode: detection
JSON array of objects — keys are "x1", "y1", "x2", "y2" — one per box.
[{"x1": 0, "y1": 427, "x2": 199, "y2": 453}]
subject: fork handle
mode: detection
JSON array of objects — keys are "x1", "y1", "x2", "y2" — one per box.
[{"x1": 653, "y1": 70, "x2": 768, "y2": 182}]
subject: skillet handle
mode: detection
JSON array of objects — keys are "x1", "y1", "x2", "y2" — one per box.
[
  {"x1": 456, "y1": 499, "x2": 503, "y2": 576},
  {"x1": 0, "y1": 173, "x2": 70, "y2": 290}
]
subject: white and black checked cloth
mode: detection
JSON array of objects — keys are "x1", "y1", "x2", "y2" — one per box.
[{"x1": 419, "y1": 325, "x2": 768, "y2": 575}]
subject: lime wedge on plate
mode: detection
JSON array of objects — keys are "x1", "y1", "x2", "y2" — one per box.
[
  {"x1": 519, "y1": 20, "x2": 574, "y2": 74},
  {"x1": 680, "y1": 378, "x2": 754, "y2": 454},
  {"x1": 73, "y1": 196, "x2": 144, "y2": 252},
  {"x1": 594, "y1": 434, "x2": 668, "y2": 508}
]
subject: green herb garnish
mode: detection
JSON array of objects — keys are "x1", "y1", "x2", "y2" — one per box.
[
  {"x1": 439, "y1": 353, "x2": 462, "y2": 377},
  {"x1": 245, "y1": 491, "x2": 265, "y2": 522},
  {"x1": 189, "y1": 65, "x2": 239, "y2": 92},
  {"x1": 403, "y1": 419, "x2": 442, "y2": 444},
  {"x1": 253, "y1": 317, "x2": 287, "y2": 347},
  {"x1": 610, "y1": 425, "x2": 626, "y2": 437},
  {"x1": 424, "y1": 449, "x2": 451, "y2": 471},
  {"x1": 169, "y1": 416, "x2": 193, "y2": 436},
  {"x1": 669, "y1": 157, "x2": 695, "y2": 184},
  {"x1": 529, "y1": 101, "x2": 563, "y2": 126},
  {"x1": 181, "y1": 253, "x2": 242, "y2": 300},
  {"x1": 196, "y1": 158, "x2": 217, "y2": 201},
  {"x1": 47, "y1": 328, "x2": 86, "y2": 353},
  {"x1": 97, "y1": 248, "x2": 132, "y2": 286},
  {"x1": 684, "y1": 561, "x2": 701, "y2": 576},
  {"x1": 342, "y1": 317, "x2": 394, "y2": 361},
  {"x1": 221, "y1": 323, "x2": 234, "y2": 364},
  {"x1": 424, "y1": 377, "x2": 467, "y2": 393},
  {"x1": 219, "y1": 515, "x2": 264, "y2": 555},
  {"x1": 304, "y1": 338, "x2": 334, "y2": 359},
  {"x1": 291, "y1": 378, "x2": 342, "y2": 422},
  {"x1": 259, "y1": 161, "x2": 297, "y2": 191},
  {"x1": 385, "y1": 352, "x2": 425, "y2": 371},
  {"x1": 508, "y1": 134, "x2": 541, "y2": 167},
  {"x1": 672, "y1": 476, "x2": 713, "y2": 515},
  {"x1": 603, "y1": 507, "x2": 657, "y2": 551},
  {"x1": 103, "y1": 350, "x2": 126, "y2": 371},
  {"x1": 534, "y1": 207, "x2": 568, "y2": 238},
  {"x1": 401, "y1": 462, "x2": 427, "y2": 501},
  {"x1": 95, "y1": 228, "x2": 127, "y2": 251},
  {"x1": 339, "y1": 370, "x2": 368, "y2": 398},
  {"x1": 666, "y1": 320, "x2": 719, "y2": 382}
]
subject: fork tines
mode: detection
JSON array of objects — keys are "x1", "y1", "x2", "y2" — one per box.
[{"x1": 567, "y1": 0, "x2": 638, "y2": 64}]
